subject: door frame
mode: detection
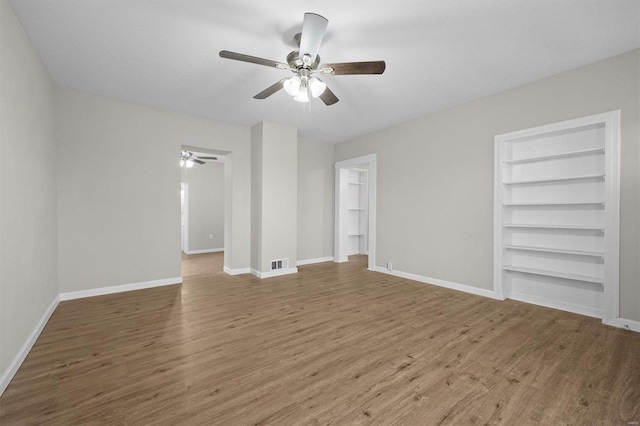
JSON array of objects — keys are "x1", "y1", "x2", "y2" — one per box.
[
  {"x1": 181, "y1": 182, "x2": 189, "y2": 253},
  {"x1": 334, "y1": 154, "x2": 377, "y2": 271}
]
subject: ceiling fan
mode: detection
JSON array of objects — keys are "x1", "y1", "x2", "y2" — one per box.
[
  {"x1": 181, "y1": 150, "x2": 218, "y2": 168},
  {"x1": 219, "y1": 13, "x2": 386, "y2": 106}
]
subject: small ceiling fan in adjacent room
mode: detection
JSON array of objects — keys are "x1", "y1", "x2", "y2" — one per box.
[
  {"x1": 180, "y1": 150, "x2": 218, "y2": 168},
  {"x1": 219, "y1": 13, "x2": 386, "y2": 106}
]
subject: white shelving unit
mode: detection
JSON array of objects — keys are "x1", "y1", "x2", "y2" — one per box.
[
  {"x1": 334, "y1": 154, "x2": 377, "y2": 268},
  {"x1": 347, "y1": 169, "x2": 368, "y2": 256},
  {"x1": 494, "y1": 111, "x2": 620, "y2": 322}
]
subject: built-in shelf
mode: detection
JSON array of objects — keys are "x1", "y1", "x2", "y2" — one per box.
[
  {"x1": 504, "y1": 244, "x2": 604, "y2": 258},
  {"x1": 346, "y1": 169, "x2": 368, "y2": 256},
  {"x1": 503, "y1": 173, "x2": 605, "y2": 185},
  {"x1": 503, "y1": 265, "x2": 604, "y2": 285},
  {"x1": 504, "y1": 224, "x2": 604, "y2": 231},
  {"x1": 503, "y1": 147, "x2": 605, "y2": 164},
  {"x1": 496, "y1": 111, "x2": 619, "y2": 320},
  {"x1": 503, "y1": 201, "x2": 605, "y2": 207}
]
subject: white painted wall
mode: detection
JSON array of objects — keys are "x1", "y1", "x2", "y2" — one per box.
[
  {"x1": 251, "y1": 122, "x2": 298, "y2": 273},
  {"x1": 0, "y1": 0, "x2": 58, "y2": 392},
  {"x1": 55, "y1": 88, "x2": 251, "y2": 291},
  {"x1": 297, "y1": 138, "x2": 334, "y2": 262},
  {"x1": 181, "y1": 161, "x2": 224, "y2": 252},
  {"x1": 335, "y1": 49, "x2": 640, "y2": 321}
]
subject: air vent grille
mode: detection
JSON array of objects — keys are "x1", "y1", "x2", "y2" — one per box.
[{"x1": 270, "y1": 258, "x2": 289, "y2": 271}]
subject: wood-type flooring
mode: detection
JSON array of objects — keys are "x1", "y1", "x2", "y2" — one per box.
[{"x1": 1, "y1": 253, "x2": 638, "y2": 425}]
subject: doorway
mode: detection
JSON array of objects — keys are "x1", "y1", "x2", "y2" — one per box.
[
  {"x1": 180, "y1": 147, "x2": 227, "y2": 278},
  {"x1": 334, "y1": 154, "x2": 377, "y2": 271}
]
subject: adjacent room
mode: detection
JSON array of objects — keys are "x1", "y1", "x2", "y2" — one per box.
[{"x1": 1, "y1": 0, "x2": 639, "y2": 424}]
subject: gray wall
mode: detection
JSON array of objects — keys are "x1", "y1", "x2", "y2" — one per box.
[
  {"x1": 55, "y1": 88, "x2": 252, "y2": 291},
  {"x1": 298, "y1": 138, "x2": 335, "y2": 262},
  {"x1": 335, "y1": 49, "x2": 640, "y2": 321},
  {"x1": 182, "y1": 161, "x2": 225, "y2": 252},
  {"x1": 250, "y1": 124, "x2": 263, "y2": 271},
  {"x1": 251, "y1": 122, "x2": 298, "y2": 272},
  {"x1": 0, "y1": 0, "x2": 58, "y2": 390}
]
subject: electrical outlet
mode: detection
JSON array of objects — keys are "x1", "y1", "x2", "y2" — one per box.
[{"x1": 387, "y1": 262, "x2": 393, "y2": 271}]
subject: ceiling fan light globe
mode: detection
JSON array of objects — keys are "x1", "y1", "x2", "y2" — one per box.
[
  {"x1": 294, "y1": 90, "x2": 309, "y2": 103},
  {"x1": 283, "y1": 76, "x2": 301, "y2": 96},
  {"x1": 309, "y1": 78, "x2": 326, "y2": 97},
  {"x1": 186, "y1": 159, "x2": 195, "y2": 168}
]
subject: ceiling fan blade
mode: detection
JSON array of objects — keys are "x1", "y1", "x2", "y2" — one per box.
[
  {"x1": 219, "y1": 50, "x2": 289, "y2": 70},
  {"x1": 319, "y1": 84, "x2": 339, "y2": 106},
  {"x1": 299, "y1": 13, "x2": 328, "y2": 63},
  {"x1": 320, "y1": 61, "x2": 386, "y2": 75},
  {"x1": 192, "y1": 159, "x2": 206, "y2": 165},
  {"x1": 254, "y1": 78, "x2": 287, "y2": 99},
  {"x1": 196, "y1": 156, "x2": 218, "y2": 160}
]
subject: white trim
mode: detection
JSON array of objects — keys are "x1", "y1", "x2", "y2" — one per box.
[
  {"x1": 296, "y1": 257, "x2": 334, "y2": 266},
  {"x1": 335, "y1": 154, "x2": 377, "y2": 271},
  {"x1": 184, "y1": 248, "x2": 224, "y2": 255},
  {"x1": 59, "y1": 277, "x2": 182, "y2": 301},
  {"x1": 493, "y1": 136, "x2": 506, "y2": 299},
  {"x1": 223, "y1": 266, "x2": 251, "y2": 275},
  {"x1": 605, "y1": 318, "x2": 640, "y2": 333},
  {"x1": 182, "y1": 182, "x2": 189, "y2": 253},
  {"x1": 250, "y1": 267, "x2": 298, "y2": 279},
  {"x1": 0, "y1": 295, "x2": 59, "y2": 397},
  {"x1": 374, "y1": 267, "x2": 502, "y2": 300},
  {"x1": 602, "y1": 110, "x2": 621, "y2": 323},
  {"x1": 509, "y1": 292, "x2": 602, "y2": 319}
]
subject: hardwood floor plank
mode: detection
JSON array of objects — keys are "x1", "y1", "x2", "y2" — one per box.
[{"x1": 1, "y1": 253, "x2": 638, "y2": 425}]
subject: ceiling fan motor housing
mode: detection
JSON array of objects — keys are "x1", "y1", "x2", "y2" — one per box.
[{"x1": 287, "y1": 51, "x2": 320, "y2": 72}]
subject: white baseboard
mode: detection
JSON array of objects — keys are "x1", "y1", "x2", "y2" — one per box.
[
  {"x1": 509, "y1": 291, "x2": 602, "y2": 319},
  {"x1": 59, "y1": 277, "x2": 182, "y2": 301},
  {"x1": 251, "y1": 267, "x2": 298, "y2": 279},
  {"x1": 374, "y1": 267, "x2": 502, "y2": 300},
  {"x1": 0, "y1": 295, "x2": 59, "y2": 397},
  {"x1": 223, "y1": 266, "x2": 251, "y2": 275},
  {"x1": 297, "y1": 257, "x2": 334, "y2": 266},
  {"x1": 184, "y1": 248, "x2": 224, "y2": 255},
  {"x1": 605, "y1": 317, "x2": 640, "y2": 333}
]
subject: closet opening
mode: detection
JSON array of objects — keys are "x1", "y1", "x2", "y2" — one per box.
[{"x1": 334, "y1": 154, "x2": 377, "y2": 271}]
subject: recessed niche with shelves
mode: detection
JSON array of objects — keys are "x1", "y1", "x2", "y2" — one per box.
[
  {"x1": 347, "y1": 169, "x2": 368, "y2": 255},
  {"x1": 494, "y1": 111, "x2": 620, "y2": 323}
]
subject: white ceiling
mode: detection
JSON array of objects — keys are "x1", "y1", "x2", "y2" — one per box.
[{"x1": 9, "y1": 0, "x2": 640, "y2": 143}]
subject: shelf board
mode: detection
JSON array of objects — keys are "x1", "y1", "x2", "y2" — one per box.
[
  {"x1": 503, "y1": 173, "x2": 605, "y2": 185},
  {"x1": 503, "y1": 265, "x2": 604, "y2": 285},
  {"x1": 504, "y1": 244, "x2": 603, "y2": 258},
  {"x1": 503, "y1": 201, "x2": 605, "y2": 207},
  {"x1": 504, "y1": 224, "x2": 604, "y2": 231},
  {"x1": 348, "y1": 182, "x2": 365, "y2": 185},
  {"x1": 348, "y1": 208, "x2": 364, "y2": 211},
  {"x1": 504, "y1": 147, "x2": 605, "y2": 164},
  {"x1": 348, "y1": 233, "x2": 364, "y2": 237}
]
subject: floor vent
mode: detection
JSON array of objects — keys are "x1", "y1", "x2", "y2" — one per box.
[{"x1": 270, "y1": 258, "x2": 289, "y2": 271}]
